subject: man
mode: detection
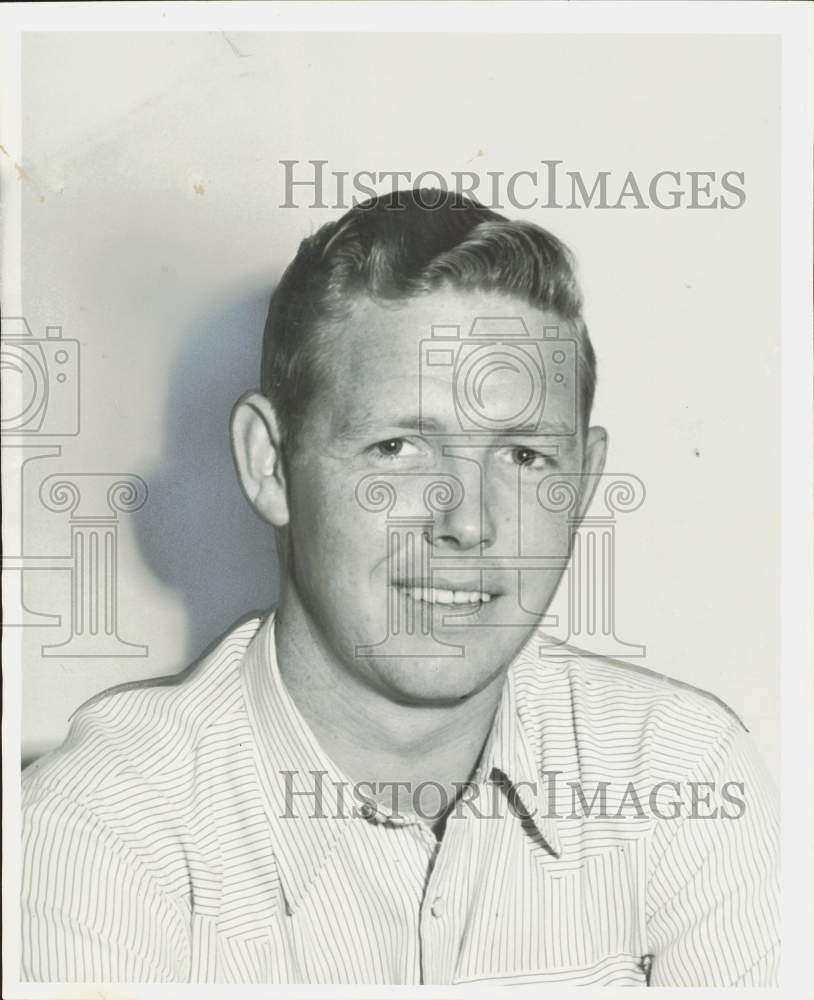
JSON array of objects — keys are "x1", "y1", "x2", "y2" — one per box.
[{"x1": 22, "y1": 191, "x2": 779, "y2": 986}]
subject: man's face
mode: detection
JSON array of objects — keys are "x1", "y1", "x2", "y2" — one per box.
[{"x1": 280, "y1": 288, "x2": 606, "y2": 704}]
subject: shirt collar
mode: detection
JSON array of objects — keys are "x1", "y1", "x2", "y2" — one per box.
[
  {"x1": 240, "y1": 612, "x2": 353, "y2": 915},
  {"x1": 477, "y1": 664, "x2": 562, "y2": 859},
  {"x1": 240, "y1": 612, "x2": 562, "y2": 914}
]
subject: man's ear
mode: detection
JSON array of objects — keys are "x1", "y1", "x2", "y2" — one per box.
[
  {"x1": 574, "y1": 425, "x2": 609, "y2": 522},
  {"x1": 230, "y1": 391, "x2": 290, "y2": 527}
]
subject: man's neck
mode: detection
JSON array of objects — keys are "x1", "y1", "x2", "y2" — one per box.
[{"x1": 272, "y1": 596, "x2": 509, "y2": 828}]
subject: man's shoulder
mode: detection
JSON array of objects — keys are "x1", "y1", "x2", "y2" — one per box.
[
  {"x1": 512, "y1": 631, "x2": 748, "y2": 776},
  {"x1": 576, "y1": 648, "x2": 744, "y2": 727},
  {"x1": 23, "y1": 613, "x2": 265, "y2": 806}
]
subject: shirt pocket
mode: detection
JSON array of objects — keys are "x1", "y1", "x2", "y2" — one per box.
[{"x1": 529, "y1": 837, "x2": 648, "y2": 972}]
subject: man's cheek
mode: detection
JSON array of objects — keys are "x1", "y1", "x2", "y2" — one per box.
[
  {"x1": 519, "y1": 507, "x2": 571, "y2": 558},
  {"x1": 316, "y1": 497, "x2": 386, "y2": 568}
]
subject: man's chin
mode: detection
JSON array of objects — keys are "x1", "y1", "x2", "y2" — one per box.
[{"x1": 358, "y1": 654, "x2": 508, "y2": 707}]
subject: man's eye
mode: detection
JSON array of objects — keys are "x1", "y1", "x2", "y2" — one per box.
[
  {"x1": 377, "y1": 438, "x2": 404, "y2": 457},
  {"x1": 510, "y1": 446, "x2": 551, "y2": 469},
  {"x1": 370, "y1": 438, "x2": 417, "y2": 460}
]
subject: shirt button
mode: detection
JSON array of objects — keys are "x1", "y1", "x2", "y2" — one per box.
[
  {"x1": 430, "y1": 896, "x2": 444, "y2": 918},
  {"x1": 359, "y1": 802, "x2": 377, "y2": 819}
]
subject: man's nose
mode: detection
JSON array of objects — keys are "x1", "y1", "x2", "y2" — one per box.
[{"x1": 429, "y1": 462, "x2": 495, "y2": 552}]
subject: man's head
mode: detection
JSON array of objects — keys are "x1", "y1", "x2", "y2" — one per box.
[{"x1": 232, "y1": 190, "x2": 607, "y2": 704}]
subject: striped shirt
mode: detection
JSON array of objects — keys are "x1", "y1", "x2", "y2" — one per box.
[{"x1": 21, "y1": 611, "x2": 780, "y2": 986}]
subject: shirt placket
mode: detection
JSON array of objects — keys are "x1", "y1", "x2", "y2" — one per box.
[
  {"x1": 415, "y1": 815, "x2": 466, "y2": 985},
  {"x1": 361, "y1": 805, "x2": 444, "y2": 985}
]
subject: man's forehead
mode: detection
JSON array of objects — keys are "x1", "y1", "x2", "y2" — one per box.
[
  {"x1": 321, "y1": 290, "x2": 568, "y2": 384},
  {"x1": 316, "y1": 290, "x2": 575, "y2": 436},
  {"x1": 328, "y1": 376, "x2": 421, "y2": 439},
  {"x1": 334, "y1": 290, "x2": 566, "y2": 344}
]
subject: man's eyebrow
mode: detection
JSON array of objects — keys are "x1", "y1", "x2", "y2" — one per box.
[
  {"x1": 333, "y1": 412, "x2": 574, "y2": 438},
  {"x1": 333, "y1": 413, "x2": 444, "y2": 438},
  {"x1": 493, "y1": 419, "x2": 576, "y2": 437}
]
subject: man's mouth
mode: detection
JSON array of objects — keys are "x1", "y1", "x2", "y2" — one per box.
[{"x1": 394, "y1": 583, "x2": 494, "y2": 605}]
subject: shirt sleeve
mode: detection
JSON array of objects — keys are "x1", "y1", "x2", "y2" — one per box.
[
  {"x1": 645, "y1": 723, "x2": 781, "y2": 987},
  {"x1": 21, "y1": 781, "x2": 191, "y2": 982}
]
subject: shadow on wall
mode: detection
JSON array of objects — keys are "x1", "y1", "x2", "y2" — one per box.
[{"x1": 134, "y1": 281, "x2": 280, "y2": 665}]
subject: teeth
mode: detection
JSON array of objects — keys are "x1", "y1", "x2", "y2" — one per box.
[{"x1": 402, "y1": 587, "x2": 492, "y2": 604}]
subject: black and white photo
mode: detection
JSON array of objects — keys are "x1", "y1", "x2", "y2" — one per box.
[{"x1": 2, "y1": 4, "x2": 812, "y2": 996}]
